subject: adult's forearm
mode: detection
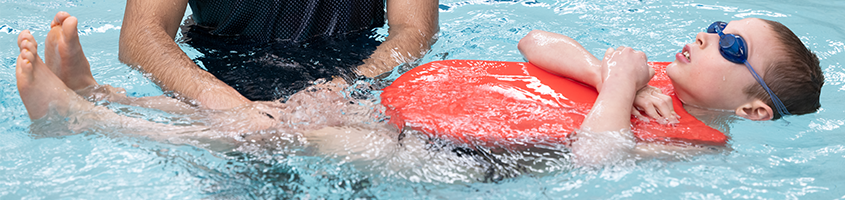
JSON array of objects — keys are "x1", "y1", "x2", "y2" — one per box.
[
  {"x1": 357, "y1": 0, "x2": 439, "y2": 78},
  {"x1": 118, "y1": 29, "x2": 249, "y2": 109},
  {"x1": 118, "y1": 0, "x2": 248, "y2": 110},
  {"x1": 357, "y1": 26, "x2": 438, "y2": 77}
]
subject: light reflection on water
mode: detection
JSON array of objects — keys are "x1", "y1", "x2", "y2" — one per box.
[{"x1": 1, "y1": 0, "x2": 844, "y2": 199}]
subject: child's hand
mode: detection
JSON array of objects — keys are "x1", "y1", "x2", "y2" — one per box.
[
  {"x1": 632, "y1": 86, "x2": 680, "y2": 124},
  {"x1": 599, "y1": 46, "x2": 653, "y2": 90}
]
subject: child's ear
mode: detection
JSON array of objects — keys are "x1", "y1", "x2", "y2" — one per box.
[{"x1": 735, "y1": 100, "x2": 773, "y2": 121}]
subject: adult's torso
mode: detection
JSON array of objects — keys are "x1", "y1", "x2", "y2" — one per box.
[
  {"x1": 184, "y1": 0, "x2": 386, "y2": 101},
  {"x1": 188, "y1": 0, "x2": 385, "y2": 44}
]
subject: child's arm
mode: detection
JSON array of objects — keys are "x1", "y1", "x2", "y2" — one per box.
[
  {"x1": 518, "y1": 30, "x2": 678, "y2": 124},
  {"x1": 570, "y1": 47, "x2": 653, "y2": 166},
  {"x1": 518, "y1": 30, "x2": 605, "y2": 90}
]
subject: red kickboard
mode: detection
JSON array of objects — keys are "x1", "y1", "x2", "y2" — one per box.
[{"x1": 381, "y1": 60, "x2": 727, "y2": 146}]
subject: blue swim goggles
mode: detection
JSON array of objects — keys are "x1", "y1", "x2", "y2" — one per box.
[{"x1": 706, "y1": 21, "x2": 790, "y2": 117}]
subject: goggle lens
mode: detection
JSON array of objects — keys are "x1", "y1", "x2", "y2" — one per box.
[{"x1": 708, "y1": 21, "x2": 747, "y2": 63}]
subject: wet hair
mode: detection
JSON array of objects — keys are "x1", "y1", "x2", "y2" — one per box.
[{"x1": 744, "y1": 19, "x2": 824, "y2": 120}]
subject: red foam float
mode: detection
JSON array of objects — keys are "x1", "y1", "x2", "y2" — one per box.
[{"x1": 381, "y1": 60, "x2": 727, "y2": 146}]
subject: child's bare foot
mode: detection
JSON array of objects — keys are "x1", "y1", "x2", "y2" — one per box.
[
  {"x1": 43, "y1": 11, "x2": 97, "y2": 91},
  {"x1": 16, "y1": 30, "x2": 73, "y2": 120}
]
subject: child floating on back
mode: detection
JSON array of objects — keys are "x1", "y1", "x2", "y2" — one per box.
[
  {"x1": 15, "y1": 12, "x2": 823, "y2": 167},
  {"x1": 517, "y1": 18, "x2": 822, "y2": 165}
]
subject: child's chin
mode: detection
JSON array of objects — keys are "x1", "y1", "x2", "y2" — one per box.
[{"x1": 665, "y1": 63, "x2": 680, "y2": 79}]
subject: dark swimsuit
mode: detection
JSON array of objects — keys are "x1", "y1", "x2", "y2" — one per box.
[
  {"x1": 186, "y1": 1, "x2": 515, "y2": 183},
  {"x1": 183, "y1": 0, "x2": 385, "y2": 101}
]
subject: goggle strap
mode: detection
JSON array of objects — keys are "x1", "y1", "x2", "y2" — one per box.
[{"x1": 744, "y1": 61, "x2": 791, "y2": 117}]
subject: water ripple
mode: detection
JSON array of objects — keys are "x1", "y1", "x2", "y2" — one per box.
[
  {"x1": 77, "y1": 24, "x2": 120, "y2": 36},
  {"x1": 0, "y1": 24, "x2": 20, "y2": 34}
]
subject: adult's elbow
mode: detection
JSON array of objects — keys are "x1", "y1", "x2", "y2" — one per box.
[
  {"x1": 118, "y1": 26, "x2": 141, "y2": 65},
  {"x1": 117, "y1": 40, "x2": 134, "y2": 65},
  {"x1": 425, "y1": 24, "x2": 439, "y2": 47},
  {"x1": 118, "y1": 24, "x2": 159, "y2": 66}
]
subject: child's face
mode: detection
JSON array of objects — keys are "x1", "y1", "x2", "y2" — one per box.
[{"x1": 667, "y1": 18, "x2": 780, "y2": 111}]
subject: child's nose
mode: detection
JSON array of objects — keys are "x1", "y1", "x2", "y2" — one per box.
[{"x1": 695, "y1": 32, "x2": 716, "y2": 49}]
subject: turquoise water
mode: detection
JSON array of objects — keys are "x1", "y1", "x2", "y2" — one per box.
[{"x1": 2, "y1": 0, "x2": 844, "y2": 199}]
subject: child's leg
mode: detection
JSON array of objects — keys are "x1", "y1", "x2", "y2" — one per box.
[
  {"x1": 22, "y1": 12, "x2": 380, "y2": 147},
  {"x1": 74, "y1": 85, "x2": 201, "y2": 115},
  {"x1": 37, "y1": 12, "x2": 199, "y2": 114},
  {"x1": 16, "y1": 30, "x2": 74, "y2": 120},
  {"x1": 17, "y1": 26, "x2": 237, "y2": 145},
  {"x1": 41, "y1": 11, "x2": 97, "y2": 91}
]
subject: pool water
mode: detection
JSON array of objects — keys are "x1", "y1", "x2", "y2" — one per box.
[{"x1": 2, "y1": 0, "x2": 845, "y2": 199}]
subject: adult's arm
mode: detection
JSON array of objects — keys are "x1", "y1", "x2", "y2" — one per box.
[
  {"x1": 356, "y1": 0, "x2": 439, "y2": 77},
  {"x1": 119, "y1": 0, "x2": 249, "y2": 110}
]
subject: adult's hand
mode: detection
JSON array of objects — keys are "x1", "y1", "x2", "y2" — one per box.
[
  {"x1": 119, "y1": 0, "x2": 249, "y2": 110},
  {"x1": 356, "y1": 0, "x2": 439, "y2": 78}
]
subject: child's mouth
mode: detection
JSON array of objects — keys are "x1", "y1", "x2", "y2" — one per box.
[
  {"x1": 682, "y1": 45, "x2": 691, "y2": 61},
  {"x1": 676, "y1": 45, "x2": 692, "y2": 63}
]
